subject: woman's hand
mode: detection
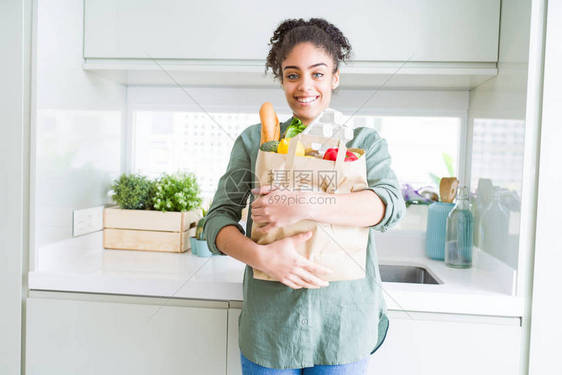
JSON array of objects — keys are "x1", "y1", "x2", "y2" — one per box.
[
  {"x1": 258, "y1": 231, "x2": 333, "y2": 289},
  {"x1": 250, "y1": 185, "x2": 311, "y2": 232}
]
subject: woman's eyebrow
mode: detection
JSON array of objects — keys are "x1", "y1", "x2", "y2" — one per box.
[{"x1": 283, "y1": 63, "x2": 328, "y2": 71}]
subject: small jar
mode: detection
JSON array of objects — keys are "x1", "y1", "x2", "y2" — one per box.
[{"x1": 425, "y1": 202, "x2": 455, "y2": 260}]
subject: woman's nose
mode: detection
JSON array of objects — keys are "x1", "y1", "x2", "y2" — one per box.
[{"x1": 297, "y1": 74, "x2": 313, "y2": 91}]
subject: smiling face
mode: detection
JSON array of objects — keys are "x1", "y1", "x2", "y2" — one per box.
[{"x1": 281, "y1": 42, "x2": 340, "y2": 125}]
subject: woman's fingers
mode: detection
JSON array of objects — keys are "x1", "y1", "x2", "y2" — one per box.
[
  {"x1": 251, "y1": 185, "x2": 279, "y2": 196},
  {"x1": 251, "y1": 209, "x2": 271, "y2": 227},
  {"x1": 281, "y1": 274, "x2": 302, "y2": 289},
  {"x1": 251, "y1": 198, "x2": 263, "y2": 210},
  {"x1": 256, "y1": 222, "x2": 275, "y2": 232},
  {"x1": 285, "y1": 280, "x2": 302, "y2": 289},
  {"x1": 251, "y1": 211, "x2": 266, "y2": 221},
  {"x1": 286, "y1": 273, "x2": 318, "y2": 289},
  {"x1": 251, "y1": 207, "x2": 265, "y2": 216},
  {"x1": 251, "y1": 185, "x2": 281, "y2": 210},
  {"x1": 263, "y1": 230, "x2": 331, "y2": 289},
  {"x1": 302, "y1": 260, "x2": 334, "y2": 277},
  {"x1": 294, "y1": 267, "x2": 329, "y2": 288}
]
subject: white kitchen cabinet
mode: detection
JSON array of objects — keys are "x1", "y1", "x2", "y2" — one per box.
[
  {"x1": 368, "y1": 310, "x2": 521, "y2": 375},
  {"x1": 84, "y1": 0, "x2": 499, "y2": 62},
  {"x1": 225, "y1": 308, "x2": 521, "y2": 374},
  {"x1": 26, "y1": 292, "x2": 228, "y2": 375},
  {"x1": 227, "y1": 305, "x2": 242, "y2": 375},
  {"x1": 25, "y1": 293, "x2": 521, "y2": 375}
]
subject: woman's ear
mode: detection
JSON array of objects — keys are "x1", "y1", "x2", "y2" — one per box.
[{"x1": 332, "y1": 69, "x2": 340, "y2": 90}]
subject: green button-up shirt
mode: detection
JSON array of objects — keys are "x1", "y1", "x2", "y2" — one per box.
[{"x1": 204, "y1": 116, "x2": 406, "y2": 369}]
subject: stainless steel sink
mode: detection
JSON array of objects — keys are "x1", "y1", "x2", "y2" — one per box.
[{"x1": 379, "y1": 264, "x2": 442, "y2": 284}]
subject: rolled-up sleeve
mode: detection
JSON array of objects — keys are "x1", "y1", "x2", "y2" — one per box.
[
  {"x1": 203, "y1": 134, "x2": 252, "y2": 255},
  {"x1": 362, "y1": 132, "x2": 406, "y2": 232}
]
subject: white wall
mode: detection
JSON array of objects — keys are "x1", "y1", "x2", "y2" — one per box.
[
  {"x1": 0, "y1": 0, "x2": 31, "y2": 373},
  {"x1": 33, "y1": 0, "x2": 127, "y2": 267},
  {"x1": 127, "y1": 86, "x2": 469, "y2": 115},
  {"x1": 466, "y1": 0, "x2": 531, "y2": 269},
  {"x1": 527, "y1": 0, "x2": 562, "y2": 372}
]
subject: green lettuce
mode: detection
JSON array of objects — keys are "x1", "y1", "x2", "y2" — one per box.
[{"x1": 283, "y1": 117, "x2": 307, "y2": 139}]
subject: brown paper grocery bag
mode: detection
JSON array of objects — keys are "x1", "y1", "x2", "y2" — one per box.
[{"x1": 251, "y1": 133, "x2": 370, "y2": 282}]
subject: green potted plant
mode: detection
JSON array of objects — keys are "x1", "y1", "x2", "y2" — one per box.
[
  {"x1": 151, "y1": 171, "x2": 202, "y2": 212},
  {"x1": 111, "y1": 173, "x2": 156, "y2": 210},
  {"x1": 190, "y1": 203, "x2": 215, "y2": 257},
  {"x1": 103, "y1": 172, "x2": 202, "y2": 253}
]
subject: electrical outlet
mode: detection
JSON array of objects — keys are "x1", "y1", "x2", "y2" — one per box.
[{"x1": 73, "y1": 206, "x2": 104, "y2": 236}]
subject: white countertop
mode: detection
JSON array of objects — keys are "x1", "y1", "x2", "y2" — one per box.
[{"x1": 28, "y1": 231, "x2": 524, "y2": 318}]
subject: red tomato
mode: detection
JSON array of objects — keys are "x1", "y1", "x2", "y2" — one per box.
[{"x1": 322, "y1": 148, "x2": 358, "y2": 162}]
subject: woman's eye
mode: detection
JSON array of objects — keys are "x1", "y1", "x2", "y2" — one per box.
[{"x1": 285, "y1": 72, "x2": 323, "y2": 80}]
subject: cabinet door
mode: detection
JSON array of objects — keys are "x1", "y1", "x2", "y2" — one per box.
[
  {"x1": 84, "y1": 0, "x2": 499, "y2": 62},
  {"x1": 368, "y1": 311, "x2": 521, "y2": 375},
  {"x1": 26, "y1": 294, "x2": 228, "y2": 375},
  {"x1": 227, "y1": 307, "x2": 242, "y2": 375}
]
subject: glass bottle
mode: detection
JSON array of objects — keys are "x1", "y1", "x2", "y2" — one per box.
[
  {"x1": 479, "y1": 187, "x2": 510, "y2": 254},
  {"x1": 445, "y1": 185, "x2": 474, "y2": 268},
  {"x1": 473, "y1": 178, "x2": 493, "y2": 247}
]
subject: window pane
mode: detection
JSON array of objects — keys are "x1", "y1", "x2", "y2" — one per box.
[
  {"x1": 133, "y1": 112, "x2": 461, "y2": 209},
  {"x1": 350, "y1": 115, "x2": 461, "y2": 189},
  {"x1": 133, "y1": 111, "x2": 291, "y2": 202},
  {"x1": 471, "y1": 118, "x2": 525, "y2": 195}
]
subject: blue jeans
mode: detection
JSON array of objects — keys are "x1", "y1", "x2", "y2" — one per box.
[{"x1": 240, "y1": 352, "x2": 370, "y2": 375}]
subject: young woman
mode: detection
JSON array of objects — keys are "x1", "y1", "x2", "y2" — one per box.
[{"x1": 204, "y1": 18, "x2": 405, "y2": 374}]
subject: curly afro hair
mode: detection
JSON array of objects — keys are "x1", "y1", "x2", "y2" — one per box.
[{"x1": 265, "y1": 18, "x2": 352, "y2": 83}]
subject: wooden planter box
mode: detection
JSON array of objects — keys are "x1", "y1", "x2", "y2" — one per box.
[{"x1": 103, "y1": 206, "x2": 201, "y2": 253}]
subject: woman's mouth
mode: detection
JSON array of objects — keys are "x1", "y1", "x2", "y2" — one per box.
[{"x1": 296, "y1": 96, "x2": 319, "y2": 106}]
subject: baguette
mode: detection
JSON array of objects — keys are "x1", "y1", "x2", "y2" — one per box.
[
  {"x1": 259, "y1": 102, "x2": 280, "y2": 145},
  {"x1": 273, "y1": 112, "x2": 280, "y2": 141}
]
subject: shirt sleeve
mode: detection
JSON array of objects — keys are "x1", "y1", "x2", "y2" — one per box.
[
  {"x1": 362, "y1": 132, "x2": 406, "y2": 232},
  {"x1": 203, "y1": 134, "x2": 252, "y2": 255}
]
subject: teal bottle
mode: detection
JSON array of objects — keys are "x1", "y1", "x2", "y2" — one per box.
[
  {"x1": 425, "y1": 202, "x2": 455, "y2": 260},
  {"x1": 445, "y1": 185, "x2": 473, "y2": 268}
]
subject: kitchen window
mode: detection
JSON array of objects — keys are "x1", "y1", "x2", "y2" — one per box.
[
  {"x1": 131, "y1": 111, "x2": 461, "y2": 204},
  {"x1": 471, "y1": 118, "x2": 525, "y2": 195},
  {"x1": 126, "y1": 86, "x2": 467, "y2": 233}
]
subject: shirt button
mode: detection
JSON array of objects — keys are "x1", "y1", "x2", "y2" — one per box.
[{"x1": 301, "y1": 318, "x2": 308, "y2": 325}]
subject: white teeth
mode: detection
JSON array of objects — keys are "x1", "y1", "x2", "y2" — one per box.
[{"x1": 297, "y1": 96, "x2": 317, "y2": 103}]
